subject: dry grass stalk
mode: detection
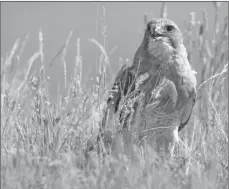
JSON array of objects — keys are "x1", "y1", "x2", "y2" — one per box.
[
  {"x1": 62, "y1": 30, "x2": 73, "y2": 89},
  {"x1": 160, "y1": 2, "x2": 167, "y2": 18}
]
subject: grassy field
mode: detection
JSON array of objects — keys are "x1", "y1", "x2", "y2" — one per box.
[{"x1": 1, "y1": 2, "x2": 228, "y2": 189}]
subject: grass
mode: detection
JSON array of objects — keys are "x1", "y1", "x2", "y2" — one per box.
[{"x1": 1, "y1": 2, "x2": 228, "y2": 189}]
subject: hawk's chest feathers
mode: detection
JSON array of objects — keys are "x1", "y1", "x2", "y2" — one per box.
[{"x1": 133, "y1": 55, "x2": 196, "y2": 112}]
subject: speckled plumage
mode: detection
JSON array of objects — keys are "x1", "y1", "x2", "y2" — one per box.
[{"x1": 102, "y1": 18, "x2": 197, "y2": 156}]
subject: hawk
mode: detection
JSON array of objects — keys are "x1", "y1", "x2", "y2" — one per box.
[{"x1": 101, "y1": 18, "x2": 197, "y2": 157}]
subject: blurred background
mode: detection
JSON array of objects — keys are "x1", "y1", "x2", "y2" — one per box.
[{"x1": 1, "y1": 2, "x2": 228, "y2": 99}]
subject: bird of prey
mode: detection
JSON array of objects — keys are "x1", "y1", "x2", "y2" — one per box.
[{"x1": 101, "y1": 18, "x2": 197, "y2": 157}]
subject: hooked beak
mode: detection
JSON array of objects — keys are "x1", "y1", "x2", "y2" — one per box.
[{"x1": 150, "y1": 24, "x2": 164, "y2": 39}]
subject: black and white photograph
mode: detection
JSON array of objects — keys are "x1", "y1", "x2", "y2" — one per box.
[{"x1": 1, "y1": 1, "x2": 228, "y2": 189}]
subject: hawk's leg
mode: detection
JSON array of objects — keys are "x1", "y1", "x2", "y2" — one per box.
[
  {"x1": 154, "y1": 126, "x2": 179, "y2": 159},
  {"x1": 169, "y1": 126, "x2": 179, "y2": 159}
]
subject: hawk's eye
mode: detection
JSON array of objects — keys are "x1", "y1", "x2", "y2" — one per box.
[{"x1": 165, "y1": 25, "x2": 174, "y2": 32}]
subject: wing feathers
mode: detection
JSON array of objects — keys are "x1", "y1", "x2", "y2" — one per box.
[
  {"x1": 178, "y1": 91, "x2": 196, "y2": 132},
  {"x1": 107, "y1": 65, "x2": 135, "y2": 112}
]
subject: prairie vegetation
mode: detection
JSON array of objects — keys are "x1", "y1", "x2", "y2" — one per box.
[{"x1": 1, "y1": 2, "x2": 228, "y2": 189}]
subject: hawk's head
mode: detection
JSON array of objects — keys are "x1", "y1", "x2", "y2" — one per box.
[{"x1": 143, "y1": 18, "x2": 186, "y2": 61}]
